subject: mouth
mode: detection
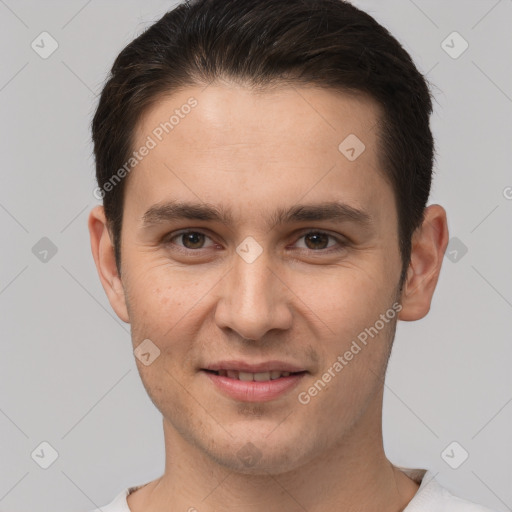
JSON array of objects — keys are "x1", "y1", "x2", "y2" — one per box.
[
  {"x1": 202, "y1": 369, "x2": 307, "y2": 381},
  {"x1": 200, "y1": 368, "x2": 308, "y2": 402}
]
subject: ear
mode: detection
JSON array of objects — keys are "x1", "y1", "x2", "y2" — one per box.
[
  {"x1": 398, "y1": 204, "x2": 449, "y2": 321},
  {"x1": 88, "y1": 205, "x2": 130, "y2": 323}
]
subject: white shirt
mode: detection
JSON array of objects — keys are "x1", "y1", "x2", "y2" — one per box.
[{"x1": 90, "y1": 467, "x2": 498, "y2": 511}]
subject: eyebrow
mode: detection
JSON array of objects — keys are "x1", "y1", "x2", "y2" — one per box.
[{"x1": 141, "y1": 200, "x2": 373, "y2": 230}]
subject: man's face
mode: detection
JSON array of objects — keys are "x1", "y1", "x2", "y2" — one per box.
[{"x1": 116, "y1": 84, "x2": 404, "y2": 473}]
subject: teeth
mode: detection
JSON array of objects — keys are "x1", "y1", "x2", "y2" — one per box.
[
  {"x1": 239, "y1": 371, "x2": 257, "y2": 381},
  {"x1": 215, "y1": 370, "x2": 295, "y2": 381},
  {"x1": 254, "y1": 372, "x2": 271, "y2": 382}
]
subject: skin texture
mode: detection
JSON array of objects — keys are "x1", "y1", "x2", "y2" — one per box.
[{"x1": 89, "y1": 82, "x2": 449, "y2": 512}]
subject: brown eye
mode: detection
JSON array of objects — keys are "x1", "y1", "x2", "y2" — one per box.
[
  {"x1": 166, "y1": 230, "x2": 216, "y2": 251},
  {"x1": 294, "y1": 231, "x2": 343, "y2": 251},
  {"x1": 181, "y1": 232, "x2": 206, "y2": 249},
  {"x1": 303, "y1": 232, "x2": 330, "y2": 250}
]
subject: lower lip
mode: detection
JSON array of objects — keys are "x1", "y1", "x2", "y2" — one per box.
[{"x1": 202, "y1": 370, "x2": 307, "y2": 402}]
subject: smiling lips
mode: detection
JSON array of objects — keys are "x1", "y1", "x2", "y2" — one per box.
[
  {"x1": 203, "y1": 360, "x2": 307, "y2": 382},
  {"x1": 201, "y1": 360, "x2": 308, "y2": 402},
  {"x1": 209, "y1": 369, "x2": 298, "y2": 381}
]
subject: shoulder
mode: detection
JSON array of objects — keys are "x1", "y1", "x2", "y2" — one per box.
[
  {"x1": 401, "y1": 468, "x2": 499, "y2": 512},
  {"x1": 87, "y1": 487, "x2": 131, "y2": 512}
]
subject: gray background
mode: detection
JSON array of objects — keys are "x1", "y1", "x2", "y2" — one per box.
[{"x1": 0, "y1": 0, "x2": 511, "y2": 510}]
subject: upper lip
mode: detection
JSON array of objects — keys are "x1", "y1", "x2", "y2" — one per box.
[{"x1": 203, "y1": 360, "x2": 307, "y2": 373}]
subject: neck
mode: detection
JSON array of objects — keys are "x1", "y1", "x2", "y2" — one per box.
[{"x1": 127, "y1": 390, "x2": 419, "y2": 512}]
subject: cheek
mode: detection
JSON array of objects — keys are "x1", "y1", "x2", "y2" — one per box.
[
  {"x1": 126, "y1": 259, "x2": 199, "y2": 313},
  {"x1": 296, "y1": 265, "x2": 398, "y2": 405},
  {"x1": 294, "y1": 265, "x2": 392, "y2": 335},
  {"x1": 124, "y1": 263, "x2": 216, "y2": 359}
]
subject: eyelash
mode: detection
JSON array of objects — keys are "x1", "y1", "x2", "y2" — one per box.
[{"x1": 163, "y1": 229, "x2": 348, "y2": 255}]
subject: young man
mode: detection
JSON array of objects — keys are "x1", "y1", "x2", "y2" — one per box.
[{"x1": 88, "y1": 0, "x2": 496, "y2": 510}]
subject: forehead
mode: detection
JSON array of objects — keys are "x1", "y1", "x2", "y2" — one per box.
[
  {"x1": 126, "y1": 83, "x2": 391, "y2": 224},
  {"x1": 136, "y1": 83, "x2": 381, "y2": 156}
]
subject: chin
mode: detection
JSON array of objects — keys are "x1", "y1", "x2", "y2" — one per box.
[{"x1": 203, "y1": 430, "x2": 312, "y2": 476}]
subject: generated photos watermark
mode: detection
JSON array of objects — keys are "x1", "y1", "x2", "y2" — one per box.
[
  {"x1": 297, "y1": 301, "x2": 402, "y2": 405},
  {"x1": 93, "y1": 97, "x2": 198, "y2": 200}
]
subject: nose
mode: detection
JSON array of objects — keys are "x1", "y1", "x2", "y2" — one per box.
[{"x1": 214, "y1": 248, "x2": 293, "y2": 341}]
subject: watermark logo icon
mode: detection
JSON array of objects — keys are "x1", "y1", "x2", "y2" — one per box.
[
  {"x1": 338, "y1": 134, "x2": 366, "y2": 161},
  {"x1": 32, "y1": 237, "x2": 58, "y2": 263},
  {"x1": 236, "y1": 442, "x2": 262, "y2": 467},
  {"x1": 134, "y1": 338, "x2": 161, "y2": 366},
  {"x1": 31, "y1": 441, "x2": 59, "y2": 469},
  {"x1": 441, "y1": 31, "x2": 468, "y2": 59},
  {"x1": 236, "y1": 236, "x2": 263, "y2": 264},
  {"x1": 31, "y1": 31, "x2": 59, "y2": 59},
  {"x1": 441, "y1": 441, "x2": 469, "y2": 469},
  {"x1": 445, "y1": 237, "x2": 468, "y2": 263}
]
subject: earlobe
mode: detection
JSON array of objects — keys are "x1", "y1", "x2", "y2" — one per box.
[
  {"x1": 88, "y1": 205, "x2": 130, "y2": 323},
  {"x1": 398, "y1": 204, "x2": 449, "y2": 322}
]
